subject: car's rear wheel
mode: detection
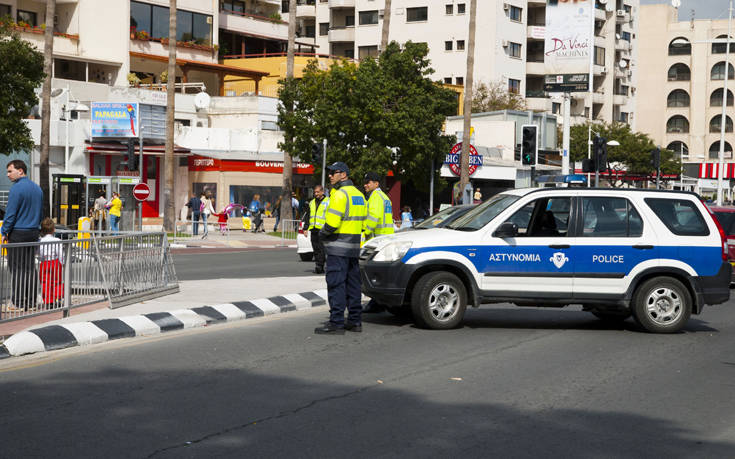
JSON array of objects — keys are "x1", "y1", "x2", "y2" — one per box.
[
  {"x1": 299, "y1": 253, "x2": 313, "y2": 261},
  {"x1": 411, "y1": 272, "x2": 467, "y2": 329},
  {"x1": 632, "y1": 276, "x2": 691, "y2": 333}
]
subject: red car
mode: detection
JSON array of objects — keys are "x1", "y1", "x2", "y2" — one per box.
[{"x1": 709, "y1": 205, "x2": 735, "y2": 282}]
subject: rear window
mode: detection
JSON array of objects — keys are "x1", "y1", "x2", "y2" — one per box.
[
  {"x1": 713, "y1": 211, "x2": 735, "y2": 235},
  {"x1": 644, "y1": 198, "x2": 710, "y2": 236}
]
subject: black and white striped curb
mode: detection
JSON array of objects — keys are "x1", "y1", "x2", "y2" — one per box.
[{"x1": 0, "y1": 290, "x2": 330, "y2": 359}]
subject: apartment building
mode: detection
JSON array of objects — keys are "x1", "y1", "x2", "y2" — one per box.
[
  {"x1": 637, "y1": 3, "x2": 734, "y2": 192},
  {"x1": 282, "y1": 0, "x2": 637, "y2": 127}
]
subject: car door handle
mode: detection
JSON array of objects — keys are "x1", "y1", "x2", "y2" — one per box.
[
  {"x1": 548, "y1": 244, "x2": 570, "y2": 249},
  {"x1": 632, "y1": 244, "x2": 654, "y2": 250}
]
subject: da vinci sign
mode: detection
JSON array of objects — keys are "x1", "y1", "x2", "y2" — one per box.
[{"x1": 543, "y1": 0, "x2": 594, "y2": 92}]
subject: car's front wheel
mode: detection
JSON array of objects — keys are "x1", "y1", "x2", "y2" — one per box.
[
  {"x1": 632, "y1": 276, "x2": 691, "y2": 333},
  {"x1": 410, "y1": 272, "x2": 467, "y2": 329}
]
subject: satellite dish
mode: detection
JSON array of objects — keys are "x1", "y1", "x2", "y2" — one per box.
[
  {"x1": 615, "y1": 33, "x2": 621, "y2": 40},
  {"x1": 672, "y1": 0, "x2": 681, "y2": 8},
  {"x1": 619, "y1": 60, "x2": 628, "y2": 68},
  {"x1": 194, "y1": 92, "x2": 211, "y2": 110}
]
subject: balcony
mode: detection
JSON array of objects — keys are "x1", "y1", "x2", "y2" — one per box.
[
  {"x1": 130, "y1": 37, "x2": 217, "y2": 63},
  {"x1": 527, "y1": 25, "x2": 545, "y2": 40},
  {"x1": 329, "y1": 0, "x2": 355, "y2": 8},
  {"x1": 595, "y1": 8, "x2": 606, "y2": 21},
  {"x1": 329, "y1": 26, "x2": 354, "y2": 42},
  {"x1": 526, "y1": 61, "x2": 545, "y2": 75},
  {"x1": 615, "y1": 11, "x2": 630, "y2": 23},
  {"x1": 219, "y1": 11, "x2": 288, "y2": 41},
  {"x1": 16, "y1": 26, "x2": 80, "y2": 56},
  {"x1": 615, "y1": 39, "x2": 630, "y2": 51},
  {"x1": 296, "y1": 4, "x2": 316, "y2": 18},
  {"x1": 593, "y1": 64, "x2": 607, "y2": 76},
  {"x1": 592, "y1": 92, "x2": 605, "y2": 104},
  {"x1": 613, "y1": 94, "x2": 627, "y2": 106}
]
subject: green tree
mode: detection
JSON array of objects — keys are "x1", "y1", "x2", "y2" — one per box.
[
  {"x1": 570, "y1": 121, "x2": 680, "y2": 186},
  {"x1": 278, "y1": 41, "x2": 458, "y2": 191},
  {"x1": 0, "y1": 21, "x2": 44, "y2": 155},
  {"x1": 471, "y1": 81, "x2": 526, "y2": 113}
]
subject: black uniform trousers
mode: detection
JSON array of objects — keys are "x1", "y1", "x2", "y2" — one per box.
[
  {"x1": 8, "y1": 229, "x2": 40, "y2": 310},
  {"x1": 325, "y1": 254, "x2": 361, "y2": 327},
  {"x1": 310, "y1": 230, "x2": 325, "y2": 270}
]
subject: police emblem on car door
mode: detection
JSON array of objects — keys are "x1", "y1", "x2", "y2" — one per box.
[{"x1": 482, "y1": 195, "x2": 576, "y2": 297}]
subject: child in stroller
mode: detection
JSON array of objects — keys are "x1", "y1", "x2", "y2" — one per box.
[{"x1": 249, "y1": 194, "x2": 265, "y2": 233}]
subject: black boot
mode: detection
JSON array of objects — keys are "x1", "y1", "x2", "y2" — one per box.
[{"x1": 314, "y1": 322, "x2": 345, "y2": 335}]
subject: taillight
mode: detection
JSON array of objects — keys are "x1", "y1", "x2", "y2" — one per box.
[{"x1": 704, "y1": 204, "x2": 728, "y2": 261}]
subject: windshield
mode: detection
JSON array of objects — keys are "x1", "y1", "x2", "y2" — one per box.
[
  {"x1": 446, "y1": 194, "x2": 520, "y2": 231},
  {"x1": 415, "y1": 206, "x2": 466, "y2": 229}
]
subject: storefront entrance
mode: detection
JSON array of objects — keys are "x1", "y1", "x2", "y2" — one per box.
[{"x1": 89, "y1": 152, "x2": 160, "y2": 218}]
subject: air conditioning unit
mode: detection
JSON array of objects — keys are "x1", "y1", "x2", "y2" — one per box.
[
  {"x1": 503, "y1": 3, "x2": 510, "y2": 11},
  {"x1": 601, "y1": 66, "x2": 607, "y2": 74},
  {"x1": 378, "y1": 9, "x2": 384, "y2": 18},
  {"x1": 617, "y1": 10, "x2": 625, "y2": 16},
  {"x1": 502, "y1": 40, "x2": 509, "y2": 47}
]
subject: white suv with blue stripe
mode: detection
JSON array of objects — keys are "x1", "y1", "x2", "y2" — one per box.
[{"x1": 359, "y1": 188, "x2": 731, "y2": 333}]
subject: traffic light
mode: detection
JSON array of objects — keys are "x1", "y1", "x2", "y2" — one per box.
[
  {"x1": 521, "y1": 125, "x2": 538, "y2": 165},
  {"x1": 122, "y1": 139, "x2": 134, "y2": 169},
  {"x1": 311, "y1": 143, "x2": 323, "y2": 163},
  {"x1": 595, "y1": 136, "x2": 608, "y2": 172},
  {"x1": 651, "y1": 147, "x2": 661, "y2": 170}
]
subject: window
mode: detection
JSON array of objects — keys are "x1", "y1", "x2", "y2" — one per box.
[
  {"x1": 666, "y1": 115, "x2": 689, "y2": 133},
  {"x1": 667, "y1": 63, "x2": 690, "y2": 81},
  {"x1": 619, "y1": 112, "x2": 629, "y2": 123},
  {"x1": 552, "y1": 102, "x2": 561, "y2": 114},
  {"x1": 358, "y1": 45, "x2": 378, "y2": 59},
  {"x1": 319, "y1": 22, "x2": 329, "y2": 35},
  {"x1": 407, "y1": 6, "x2": 428, "y2": 22},
  {"x1": 444, "y1": 77, "x2": 452, "y2": 84},
  {"x1": 711, "y1": 61, "x2": 735, "y2": 80},
  {"x1": 508, "y1": 78, "x2": 521, "y2": 94},
  {"x1": 509, "y1": 5, "x2": 522, "y2": 22},
  {"x1": 712, "y1": 35, "x2": 735, "y2": 54},
  {"x1": 222, "y1": 1, "x2": 245, "y2": 13},
  {"x1": 0, "y1": 4, "x2": 10, "y2": 18},
  {"x1": 581, "y1": 198, "x2": 643, "y2": 237},
  {"x1": 456, "y1": 76, "x2": 464, "y2": 85},
  {"x1": 710, "y1": 88, "x2": 734, "y2": 106},
  {"x1": 594, "y1": 46, "x2": 605, "y2": 66},
  {"x1": 16, "y1": 10, "x2": 36, "y2": 27},
  {"x1": 282, "y1": 1, "x2": 289, "y2": 13},
  {"x1": 54, "y1": 58, "x2": 86, "y2": 81},
  {"x1": 305, "y1": 25, "x2": 315, "y2": 38},
  {"x1": 446, "y1": 4, "x2": 453, "y2": 14},
  {"x1": 457, "y1": 3, "x2": 466, "y2": 14},
  {"x1": 445, "y1": 40, "x2": 453, "y2": 51},
  {"x1": 509, "y1": 42, "x2": 522, "y2": 58},
  {"x1": 446, "y1": 194, "x2": 519, "y2": 231},
  {"x1": 622, "y1": 31, "x2": 631, "y2": 41},
  {"x1": 457, "y1": 40, "x2": 465, "y2": 51},
  {"x1": 131, "y1": 1, "x2": 212, "y2": 45},
  {"x1": 667, "y1": 89, "x2": 690, "y2": 108},
  {"x1": 709, "y1": 115, "x2": 733, "y2": 133},
  {"x1": 668, "y1": 37, "x2": 691, "y2": 56},
  {"x1": 344, "y1": 48, "x2": 354, "y2": 58},
  {"x1": 667, "y1": 141, "x2": 688, "y2": 158},
  {"x1": 359, "y1": 10, "x2": 379, "y2": 25},
  {"x1": 261, "y1": 120, "x2": 279, "y2": 131},
  {"x1": 505, "y1": 197, "x2": 572, "y2": 237},
  {"x1": 345, "y1": 15, "x2": 355, "y2": 26},
  {"x1": 709, "y1": 141, "x2": 733, "y2": 159},
  {"x1": 644, "y1": 199, "x2": 709, "y2": 236}
]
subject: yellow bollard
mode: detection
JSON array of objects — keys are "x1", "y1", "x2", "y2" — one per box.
[{"x1": 77, "y1": 216, "x2": 92, "y2": 249}]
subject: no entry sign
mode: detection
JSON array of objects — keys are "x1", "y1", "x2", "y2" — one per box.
[{"x1": 132, "y1": 183, "x2": 150, "y2": 201}]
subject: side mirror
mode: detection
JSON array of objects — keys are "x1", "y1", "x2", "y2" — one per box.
[{"x1": 493, "y1": 221, "x2": 518, "y2": 238}]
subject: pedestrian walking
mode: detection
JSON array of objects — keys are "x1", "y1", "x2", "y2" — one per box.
[
  {"x1": 314, "y1": 162, "x2": 367, "y2": 335},
  {"x1": 308, "y1": 184, "x2": 329, "y2": 274},
  {"x1": 186, "y1": 193, "x2": 202, "y2": 236},
  {"x1": 273, "y1": 196, "x2": 282, "y2": 231},
  {"x1": 200, "y1": 192, "x2": 214, "y2": 239},
  {"x1": 38, "y1": 218, "x2": 64, "y2": 306},
  {"x1": 1, "y1": 160, "x2": 43, "y2": 311},
  {"x1": 107, "y1": 191, "x2": 122, "y2": 234},
  {"x1": 249, "y1": 194, "x2": 264, "y2": 233},
  {"x1": 93, "y1": 189, "x2": 107, "y2": 231},
  {"x1": 362, "y1": 171, "x2": 394, "y2": 314},
  {"x1": 291, "y1": 192, "x2": 300, "y2": 219},
  {"x1": 400, "y1": 206, "x2": 414, "y2": 229},
  {"x1": 215, "y1": 207, "x2": 229, "y2": 235}
]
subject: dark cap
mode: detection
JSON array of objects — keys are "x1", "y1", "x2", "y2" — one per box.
[
  {"x1": 364, "y1": 171, "x2": 381, "y2": 183},
  {"x1": 326, "y1": 161, "x2": 349, "y2": 174}
]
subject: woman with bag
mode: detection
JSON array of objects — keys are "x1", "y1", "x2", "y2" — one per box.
[{"x1": 200, "y1": 192, "x2": 214, "y2": 239}]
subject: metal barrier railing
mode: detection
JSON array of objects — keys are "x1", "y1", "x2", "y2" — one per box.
[
  {"x1": 0, "y1": 232, "x2": 178, "y2": 322},
  {"x1": 279, "y1": 219, "x2": 299, "y2": 247}
]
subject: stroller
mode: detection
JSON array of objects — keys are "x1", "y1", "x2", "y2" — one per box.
[{"x1": 251, "y1": 209, "x2": 265, "y2": 233}]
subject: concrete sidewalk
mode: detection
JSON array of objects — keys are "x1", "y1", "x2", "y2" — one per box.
[{"x1": 169, "y1": 225, "x2": 297, "y2": 249}]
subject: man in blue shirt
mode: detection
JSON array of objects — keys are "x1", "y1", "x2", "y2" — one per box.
[{"x1": 2, "y1": 160, "x2": 43, "y2": 310}]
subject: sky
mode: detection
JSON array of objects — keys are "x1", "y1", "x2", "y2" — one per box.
[{"x1": 639, "y1": 0, "x2": 731, "y2": 20}]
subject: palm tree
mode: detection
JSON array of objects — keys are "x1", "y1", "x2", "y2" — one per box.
[
  {"x1": 39, "y1": 0, "x2": 56, "y2": 218},
  {"x1": 281, "y1": 0, "x2": 297, "y2": 224},
  {"x1": 380, "y1": 0, "x2": 392, "y2": 51},
  {"x1": 459, "y1": 0, "x2": 477, "y2": 202},
  {"x1": 163, "y1": 0, "x2": 177, "y2": 231}
]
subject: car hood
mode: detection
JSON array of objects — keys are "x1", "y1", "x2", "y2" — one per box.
[{"x1": 363, "y1": 227, "x2": 460, "y2": 250}]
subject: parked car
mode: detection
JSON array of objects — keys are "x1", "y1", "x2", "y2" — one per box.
[
  {"x1": 361, "y1": 188, "x2": 731, "y2": 333},
  {"x1": 708, "y1": 205, "x2": 735, "y2": 282}
]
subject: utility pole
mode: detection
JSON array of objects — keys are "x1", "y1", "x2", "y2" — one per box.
[
  {"x1": 717, "y1": 0, "x2": 733, "y2": 205},
  {"x1": 39, "y1": 0, "x2": 56, "y2": 218},
  {"x1": 321, "y1": 138, "x2": 327, "y2": 188},
  {"x1": 163, "y1": 0, "x2": 177, "y2": 231},
  {"x1": 459, "y1": 0, "x2": 477, "y2": 201},
  {"x1": 281, "y1": 0, "x2": 297, "y2": 223},
  {"x1": 380, "y1": 0, "x2": 392, "y2": 51}
]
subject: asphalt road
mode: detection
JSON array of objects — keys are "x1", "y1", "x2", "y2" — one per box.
[
  {"x1": 173, "y1": 248, "x2": 316, "y2": 280},
  {"x1": 2, "y1": 299, "x2": 735, "y2": 457}
]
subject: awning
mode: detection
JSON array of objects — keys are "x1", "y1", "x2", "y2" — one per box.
[
  {"x1": 129, "y1": 52, "x2": 269, "y2": 79},
  {"x1": 699, "y1": 162, "x2": 735, "y2": 179},
  {"x1": 85, "y1": 141, "x2": 191, "y2": 156}
]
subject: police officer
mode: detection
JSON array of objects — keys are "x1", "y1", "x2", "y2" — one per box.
[
  {"x1": 314, "y1": 162, "x2": 367, "y2": 335},
  {"x1": 362, "y1": 171, "x2": 394, "y2": 314},
  {"x1": 308, "y1": 184, "x2": 329, "y2": 274}
]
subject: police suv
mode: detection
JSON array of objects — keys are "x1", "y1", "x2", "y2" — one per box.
[{"x1": 359, "y1": 188, "x2": 731, "y2": 333}]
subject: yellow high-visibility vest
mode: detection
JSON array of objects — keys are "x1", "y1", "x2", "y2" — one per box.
[
  {"x1": 363, "y1": 188, "x2": 394, "y2": 240},
  {"x1": 308, "y1": 197, "x2": 329, "y2": 230},
  {"x1": 323, "y1": 182, "x2": 367, "y2": 257}
]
